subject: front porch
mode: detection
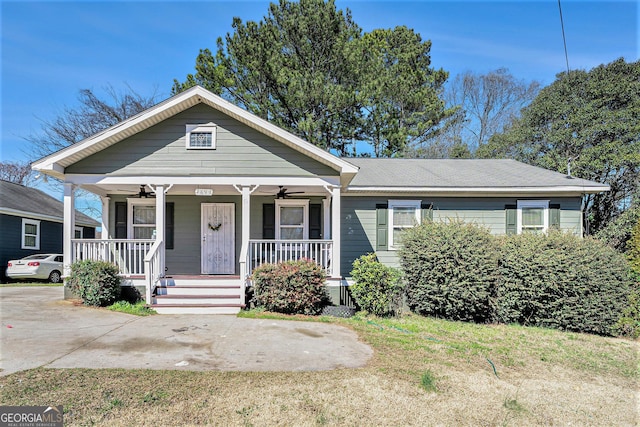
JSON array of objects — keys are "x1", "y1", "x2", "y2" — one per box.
[{"x1": 63, "y1": 180, "x2": 343, "y2": 313}]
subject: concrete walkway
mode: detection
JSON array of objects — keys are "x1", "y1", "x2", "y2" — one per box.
[{"x1": 0, "y1": 287, "x2": 372, "y2": 376}]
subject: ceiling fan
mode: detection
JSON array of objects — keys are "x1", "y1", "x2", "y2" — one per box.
[
  {"x1": 132, "y1": 185, "x2": 156, "y2": 198},
  {"x1": 276, "y1": 186, "x2": 304, "y2": 199}
]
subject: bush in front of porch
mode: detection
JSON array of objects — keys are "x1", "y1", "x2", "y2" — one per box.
[
  {"x1": 252, "y1": 259, "x2": 330, "y2": 315},
  {"x1": 67, "y1": 260, "x2": 121, "y2": 306}
]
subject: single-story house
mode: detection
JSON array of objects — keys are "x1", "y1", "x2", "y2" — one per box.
[
  {"x1": 0, "y1": 180, "x2": 99, "y2": 282},
  {"x1": 31, "y1": 86, "x2": 609, "y2": 313}
]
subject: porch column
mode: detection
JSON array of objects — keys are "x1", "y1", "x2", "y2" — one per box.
[
  {"x1": 241, "y1": 186, "x2": 251, "y2": 252},
  {"x1": 322, "y1": 196, "x2": 331, "y2": 239},
  {"x1": 100, "y1": 196, "x2": 110, "y2": 239},
  {"x1": 63, "y1": 183, "x2": 76, "y2": 277},
  {"x1": 331, "y1": 186, "x2": 341, "y2": 278},
  {"x1": 154, "y1": 185, "x2": 165, "y2": 244}
]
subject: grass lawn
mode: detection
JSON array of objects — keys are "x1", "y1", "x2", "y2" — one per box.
[{"x1": 0, "y1": 311, "x2": 637, "y2": 426}]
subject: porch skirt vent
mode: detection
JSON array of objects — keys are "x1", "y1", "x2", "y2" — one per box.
[{"x1": 322, "y1": 305, "x2": 356, "y2": 318}]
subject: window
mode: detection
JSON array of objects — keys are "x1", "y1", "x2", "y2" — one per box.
[
  {"x1": 388, "y1": 200, "x2": 421, "y2": 249},
  {"x1": 128, "y1": 200, "x2": 156, "y2": 239},
  {"x1": 517, "y1": 200, "x2": 549, "y2": 234},
  {"x1": 186, "y1": 123, "x2": 217, "y2": 149},
  {"x1": 275, "y1": 199, "x2": 309, "y2": 240},
  {"x1": 22, "y1": 218, "x2": 40, "y2": 250},
  {"x1": 74, "y1": 227, "x2": 83, "y2": 239}
]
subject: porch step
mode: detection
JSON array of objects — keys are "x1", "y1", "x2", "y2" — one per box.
[
  {"x1": 151, "y1": 276, "x2": 244, "y2": 315},
  {"x1": 149, "y1": 303, "x2": 244, "y2": 315}
]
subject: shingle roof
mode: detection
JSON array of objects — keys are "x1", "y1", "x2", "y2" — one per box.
[
  {"x1": 0, "y1": 180, "x2": 99, "y2": 227},
  {"x1": 343, "y1": 158, "x2": 608, "y2": 192}
]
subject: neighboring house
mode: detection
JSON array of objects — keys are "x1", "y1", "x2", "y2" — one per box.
[
  {"x1": 31, "y1": 86, "x2": 609, "y2": 313},
  {"x1": 0, "y1": 180, "x2": 99, "y2": 282}
]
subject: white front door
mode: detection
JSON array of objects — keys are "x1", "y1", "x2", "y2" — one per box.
[{"x1": 201, "y1": 203, "x2": 235, "y2": 274}]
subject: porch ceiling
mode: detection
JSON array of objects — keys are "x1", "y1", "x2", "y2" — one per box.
[{"x1": 82, "y1": 183, "x2": 332, "y2": 198}]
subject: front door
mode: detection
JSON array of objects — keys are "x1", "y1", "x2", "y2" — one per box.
[{"x1": 201, "y1": 203, "x2": 235, "y2": 274}]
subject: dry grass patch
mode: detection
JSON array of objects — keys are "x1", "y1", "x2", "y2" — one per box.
[{"x1": 1, "y1": 312, "x2": 637, "y2": 426}]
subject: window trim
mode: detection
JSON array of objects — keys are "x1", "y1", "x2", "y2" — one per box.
[
  {"x1": 186, "y1": 123, "x2": 217, "y2": 150},
  {"x1": 21, "y1": 218, "x2": 41, "y2": 250},
  {"x1": 517, "y1": 200, "x2": 549, "y2": 234},
  {"x1": 388, "y1": 199, "x2": 421, "y2": 250},
  {"x1": 275, "y1": 199, "x2": 309, "y2": 240},
  {"x1": 127, "y1": 199, "x2": 156, "y2": 240}
]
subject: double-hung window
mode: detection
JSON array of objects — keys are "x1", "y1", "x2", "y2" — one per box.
[
  {"x1": 128, "y1": 200, "x2": 156, "y2": 239},
  {"x1": 388, "y1": 200, "x2": 421, "y2": 249},
  {"x1": 21, "y1": 218, "x2": 40, "y2": 250},
  {"x1": 517, "y1": 200, "x2": 549, "y2": 234},
  {"x1": 275, "y1": 199, "x2": 309, "y2": 240}
]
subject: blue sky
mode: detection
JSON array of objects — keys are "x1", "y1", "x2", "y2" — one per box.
[{"x1": 1, "y1": 0, "x2": 638, "y2": 168}]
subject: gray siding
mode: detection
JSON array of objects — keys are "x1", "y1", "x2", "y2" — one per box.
[
  {"x1": 68, "y1": 104, "x2": 337, "y2": 177},
  {"x1": 109, "y1": 195, "x2": 241, "y2": 275},
  {"x1": 340, "y1": 196, "x2": 583, "y2": 276}
]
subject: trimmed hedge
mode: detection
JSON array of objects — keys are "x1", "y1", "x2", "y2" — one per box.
[
  {"x1": 252, "y1": 259, "x2": 329, "y2": 315},
  {"x1": 67, "y1": 260, "x2": 122, "y2": 307},
  {"x1": 350, "y1": 253, "x2": 403, "y2": 316},
  {"x1": 495, "y1": 232, "x2": 632, "y2": 335},
  {"x1": 399, "y1": 220, "x2": 499, "y2": 322},
  {"x1": 397, "y1": 221, "x2": 634, "y2": 336}
]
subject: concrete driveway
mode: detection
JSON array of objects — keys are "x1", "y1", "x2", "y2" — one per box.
[{"x1": 0, "y1": 287, "x2": 372, "y2": 376}]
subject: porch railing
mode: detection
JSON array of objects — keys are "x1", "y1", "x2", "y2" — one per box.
[
  {"x1": 247, "y1": 239, "x2": 333, "y2": 277},
  {"x1": 144, "y1": 240, "x2": 164, "y2": 304},
  {"x1": 71, "y1": 239, "x2": 155, "y2": 276}
]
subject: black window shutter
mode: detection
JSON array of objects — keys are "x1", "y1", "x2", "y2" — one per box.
[
  {"x1": 549, "y1": 204, "x2": 560, "y2": 229},
  {"x1": 115, "y1": 202, "x2": 127, "y2": 238},
  {"x1": 421, "y1": 203, "x2": 433, "y2": 222},
  {"x1": 263, "y1": 204, "x2": 275, "y2": 239},
  {"x1": 309, "y1": 204, "x2": 322, "y2": 239},
  {"x1": 376, "y1": 203, "x2": 388, "y2": 250},
  {"x1": 165, "y1": 202, "x2": 175, "y2": 249},
  {"x1": 505, "y1": 204, "x2": 517, "y2": 235}
]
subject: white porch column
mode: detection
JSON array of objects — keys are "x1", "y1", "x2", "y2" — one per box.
[
  {"x1": 63, "y1": 183, "x2": 76, "y2": 277},
  {"x1": 241, "y1": 186, "x2": 251, "y2": 251},
  {"x1": 330, "y1": 186, "x2": 341, "y2": 278},
  {"x1": 154, "y1": 185, "x2": 165, "y2": 244},
  {"x1": 100, "y1": 196, "x2": 110, "y2": 239},
  {"x1": 322, "y1": 196, "x2": 331, "y2": 239}
]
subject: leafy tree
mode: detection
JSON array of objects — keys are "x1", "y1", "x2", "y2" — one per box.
[
  {"x1": 174, "y1": 0, "x2": 453, "y2": 157},
  {"x1": 477, "y1": 58, "x2": 640, "y2": 233},
  {"x1": 357, "y1": 27, "x2": 452, "y2": 157},
  {"x1": 0, "y1": 161, "x2": 34, "y2": 185}
]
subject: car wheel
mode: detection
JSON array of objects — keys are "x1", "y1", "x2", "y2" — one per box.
[{"x1": 49, "y1": 270, "x2": 62, "y2": 283}]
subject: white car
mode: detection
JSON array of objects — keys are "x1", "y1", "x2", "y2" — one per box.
[{"x1": 6, "y1": 254, "x2": 64, "y2": 283}]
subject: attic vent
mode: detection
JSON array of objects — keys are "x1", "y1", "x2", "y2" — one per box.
[{"x1": 186, "y1": 123, "x2": 217, "y2": 150}]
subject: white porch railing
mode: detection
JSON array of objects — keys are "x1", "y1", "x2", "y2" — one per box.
[
  {"x1": 144, "y1": 240, "x2": 164, "y2": 304},
  {"x1": 71, "y1": 239, "x2": 155, "y2": 276},
  {"x1": 247, "y1": 239, "x2": 333, "y2": 277}
]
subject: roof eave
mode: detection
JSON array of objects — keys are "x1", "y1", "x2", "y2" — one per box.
[
  {"x1": 344, "y1": 185, "x2": 610, "y2": 195},
  {"x1": 31, "y1": 86, "x2": 357, "y2": 180}
]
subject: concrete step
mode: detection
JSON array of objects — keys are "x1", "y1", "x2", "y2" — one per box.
[
  {"x1": 150, "y1": 304, "x2": 243, "y2": 315},
  {"x1": 161, "y1": 276, "x2": 240, "y2": 287},
  {"x1": 154, "y1": 294, "x2": 242, "y2": 305},
  {"x1": 155, "y1": 285, "x2": 241, "y2": 296}
]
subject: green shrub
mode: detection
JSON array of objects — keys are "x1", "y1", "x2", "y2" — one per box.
[
  {"x1": 629, "y1": 219, "x2": 640, "y2": 274},
  {"x1": 614, "y1": 276, "x2": 640, "y2": 338},
  {"x1": 399, "y1": 220, "x2": 499, "y2": 322},
  {"x1": 67, "y1": 260, "x2": 122, "y2": 307},
  {"x1": 252, "y1": 259, "x2": 329, "y2": 315},
  {"x1": 495, "y1": 231, "x2": 632, "y2": 335},
  {"x1": 350, "y1": 253, "x2": 403, "y2": 316}
]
